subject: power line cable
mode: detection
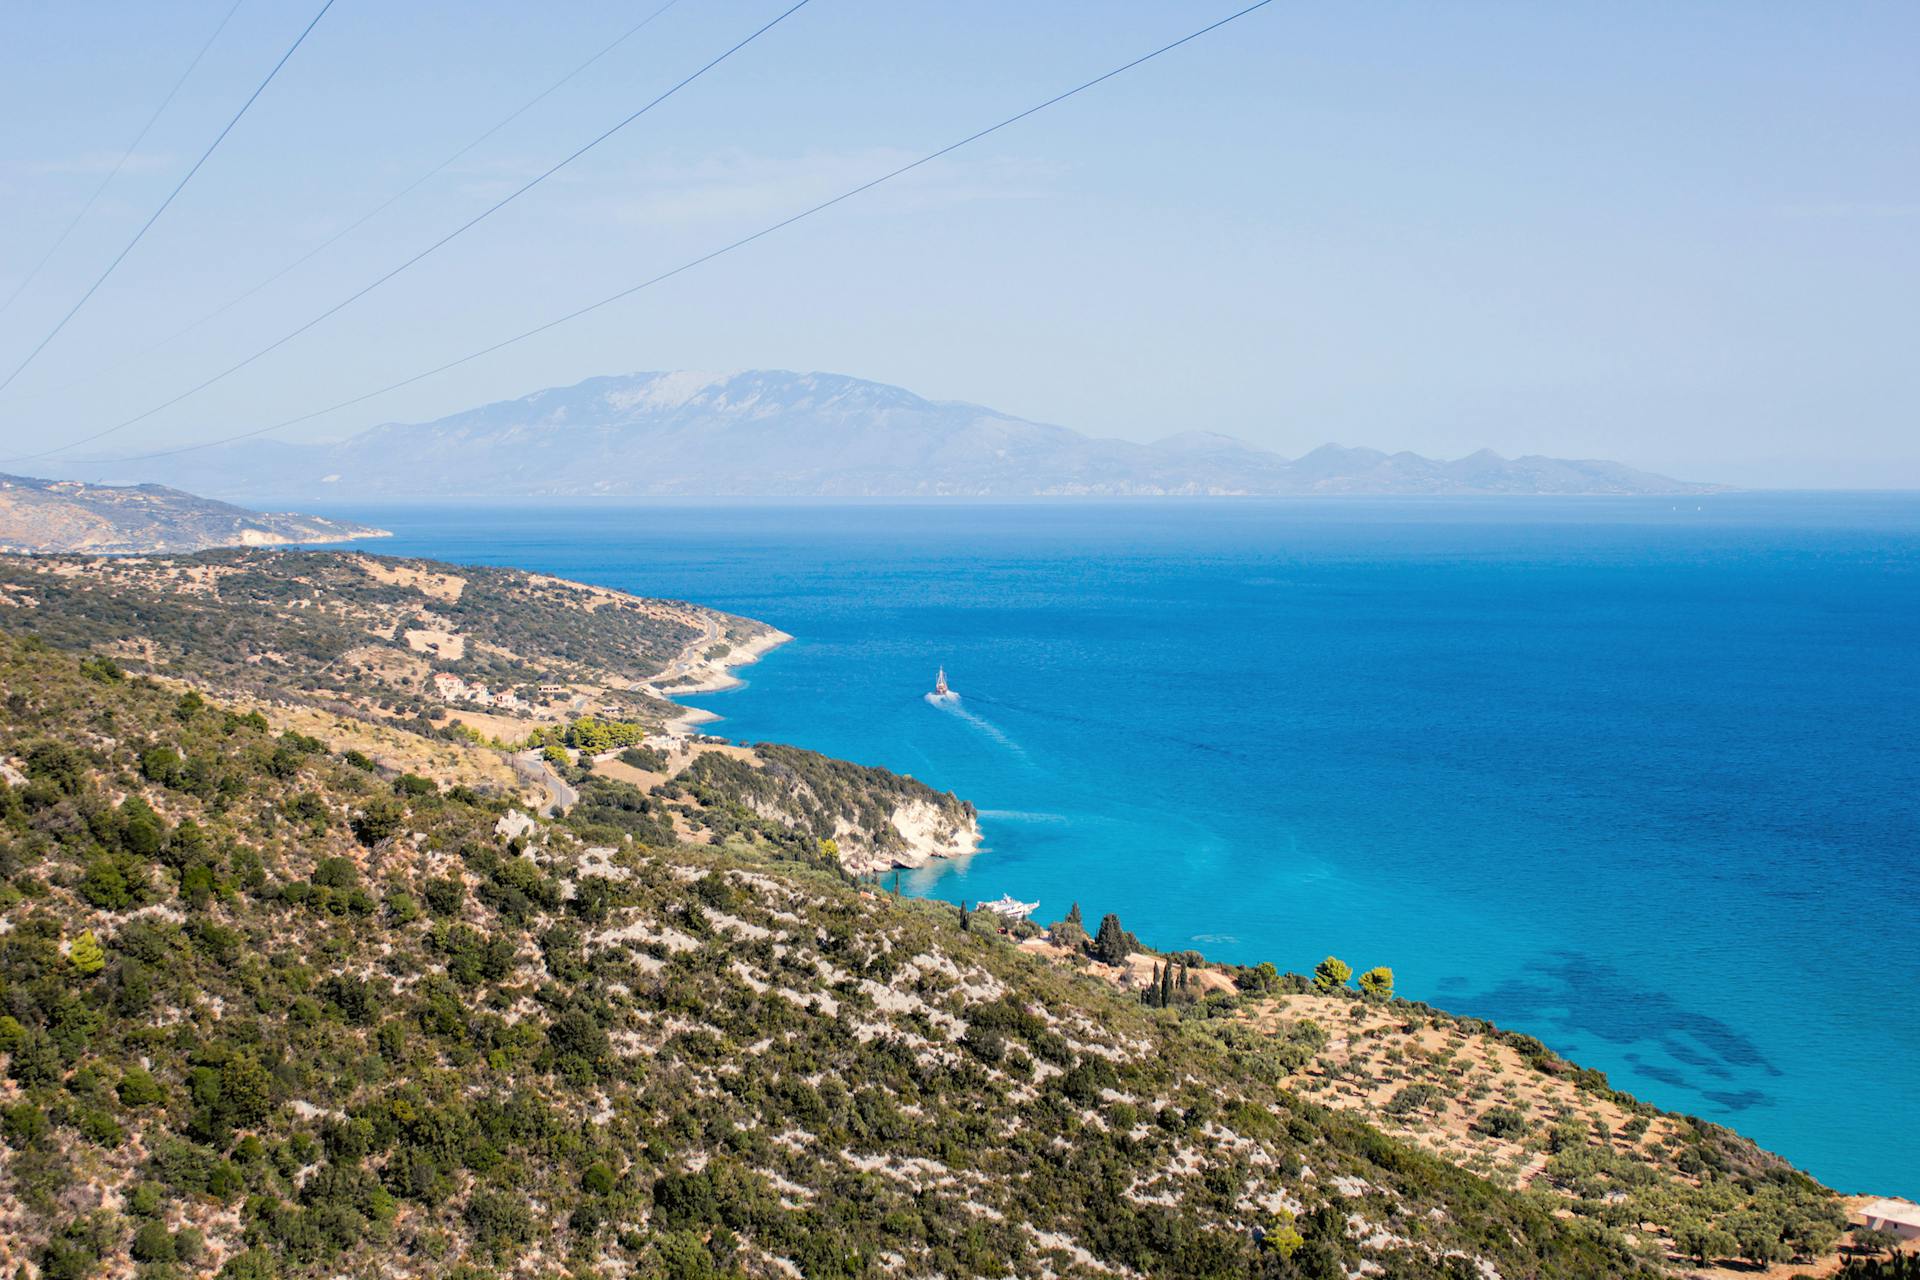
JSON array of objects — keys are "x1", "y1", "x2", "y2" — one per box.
[
  {"x1": 0, "y1": 0, "x2": 336, "y2": 396},
  {"x1": 0, "y1": 0, "x2": 810, "y2": 465},
  {"x1": 0, "y1": 0, "x2": 684, "y2": 411},
  {"x1": 50, "y1": 0, "x2": 1275, "y2": 468},
  {"x1": 0, "y1": 0, "x2": 249, "y2": 323}
]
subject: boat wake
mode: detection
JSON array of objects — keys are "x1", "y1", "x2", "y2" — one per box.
[
  {"x1": 926, "y1": 691, "x2": 1023, "y2": 754},
  {"x1": 968, "y1": 688, "x2": 1249, "y2": 763},
  {"x1": 977, "y1": 809, "x2": 1067, "y2": 823}
]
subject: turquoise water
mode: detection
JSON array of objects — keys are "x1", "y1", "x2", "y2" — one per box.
[{"x1": 334, "y1": 496, "x2": 1918, "y2": 1193}]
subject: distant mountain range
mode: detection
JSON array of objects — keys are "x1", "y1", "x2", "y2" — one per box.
[
  {"x1": 60, "y1": 370, "x2": 1723, "y2": 499},
  {"x1": 0, "y1": 472, "x2": 387, "y2": 554}
]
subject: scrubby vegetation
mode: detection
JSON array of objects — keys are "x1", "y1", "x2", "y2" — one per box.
[
  {"x1": 1204, "y1": 979, "x2": 1846, "y2": 1272},
  {"x1": 0, "y1": 550, "x2": 768, "y2": 725},
  {"x1": 1836, "y1": 1253, "x2": 1920, "y2": 1280},
  {"x1": 0, "y1": 629, "x2": 1689, "y2": 1279},
  {"x1": 0, "y1": 553, "x2": 1870, "y2": 1280},
  {"x1": 533, "y1": 717, "x2": 652, "y2": 754},
  {"x1": 676, "y1": 744, "x2": 975, "y2": 865},
  {"x1": 1033, "y1": 914, "x2": 1853, "y2": 1272}
]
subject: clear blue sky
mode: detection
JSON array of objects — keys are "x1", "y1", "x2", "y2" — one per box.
[{"x1": 1, "y1": 1, "x2": 1914, "y2": 486}]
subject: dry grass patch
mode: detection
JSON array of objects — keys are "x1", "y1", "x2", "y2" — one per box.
[{"x1": 353, "y1": 554, "x2": 466, "y2": 601}]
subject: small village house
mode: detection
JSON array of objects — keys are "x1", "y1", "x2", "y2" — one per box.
[{"x1": 1853, "y1": 1199, "x2": 1920, "y2": 1242}]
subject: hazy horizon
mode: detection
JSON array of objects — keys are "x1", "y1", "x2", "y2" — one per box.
[
  {"x1": 30, "y1": 363, "x2": 1908, "y2": 494},
  {"x1": 2, "y1": 3, "x2": 1916, "y2": 487}
]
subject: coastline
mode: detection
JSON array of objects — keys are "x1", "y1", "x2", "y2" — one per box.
[
  {"x1": 647, "y1": 619, "x2": 791, "y2": 736},
  {"x1": 271, "y1": 522, "x2": 393, "y2": 548},
  {"x1": 322, "y1": 506, "x2": 1912, "y2": 1189},
  {"x1": 843, "y1": 798, "x2": 984, "y2": 875},
  {"x1": 646, "y1": 617, "x2": 985, "y2": 870},
  {"x1": 0, "y1": 523, "x2": 392, "y2": 556}
]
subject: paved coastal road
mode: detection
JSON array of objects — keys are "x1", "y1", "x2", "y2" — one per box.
[
  {"x1": 511, "y1": 750, "x2": 578, "y2": 817},
  {"x1": 650, "y1": 611, "x2": 721, "y2": 688}
]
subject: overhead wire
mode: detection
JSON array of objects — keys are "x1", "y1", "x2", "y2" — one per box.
[
  {"x1": 0, "y1": 0, "x2": 249, "y2": 323},
  {"x1": 0, "y1": 0, "x2": 685, "y2": 412},
  {"x1": 0, "y1": 0, "x2": 812, "y2": 466},
  {"x1": 52, "y1": 0, "x2": 1277, "y2": 468},
  {"x1": 0, "y1": 0, "x2": 337, "y2": 396}
]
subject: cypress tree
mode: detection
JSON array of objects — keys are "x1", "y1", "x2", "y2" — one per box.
[{"x1": 1159, "y1": 961, "x2": 1175, "y2": 1008}]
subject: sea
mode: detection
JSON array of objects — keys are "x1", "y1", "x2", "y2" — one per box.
[{"x1": 328, "y1": 494, "x2": 1919, "y2": 1194}]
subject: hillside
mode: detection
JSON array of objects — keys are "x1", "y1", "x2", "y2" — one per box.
[
  {"x1": 0, "y1": 570, "x2": 1889, "y2": 1278},
  {"x1": 0, "y1": 474, "x2": 386, "y2": 555},
  {"x1": 0, "y1": 632, "x2": 1773, "y2": 1280},
  {"x1": 0, "y1": 549, "x2": 975, "y2": 878},
  {"x1": 54, "y1": 370, "x2": 1723, "y2": 499},
  {"x1": 0, "y1": 548, "x2": 763, "y2": 729}
]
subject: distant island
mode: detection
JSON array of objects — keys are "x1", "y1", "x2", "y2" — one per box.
[
  {"x1": 0, "y1": 472, "x2": 388, "y2": 554},
  {"x1": 53, "y1": 370, "x2": 1725, "y2": 500}
]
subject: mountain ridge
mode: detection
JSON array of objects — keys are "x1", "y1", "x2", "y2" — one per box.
[{"x1": 55, "y1": 370, "x2": 1725, "y2": 500}]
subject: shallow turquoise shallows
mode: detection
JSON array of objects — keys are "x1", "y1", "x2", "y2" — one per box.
[{"x1": 332, "y1": 495, "x2": 1919, "y2": 1194}]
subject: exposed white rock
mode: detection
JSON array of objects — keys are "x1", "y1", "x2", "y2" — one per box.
[{"x1": 495, "y1": 809, "x2": 538, "y2": 840}]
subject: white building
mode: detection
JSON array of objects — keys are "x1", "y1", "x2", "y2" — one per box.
[
  {"x1": 1854, "y1": 1199, "x2": 1920, "y2": 1242},
  {"x1": 432, "y1": 671, "x2": 516, "y2": 709}
]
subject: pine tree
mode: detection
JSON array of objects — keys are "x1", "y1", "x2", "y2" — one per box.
[
  {"x1": 69, "y1": 929, "x2": 106, "y2": 976},
  {"x1": 1065, "y1": 902, "x2": 1083, "y2": 928},
  {"x1": 1313, "y1": 955, "x2": 1353, "y2": 992},
  {"x1": 1358, "y1": 966, "x2": 1394, "y2": 1000}
]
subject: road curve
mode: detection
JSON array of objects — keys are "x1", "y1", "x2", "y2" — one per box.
[{"x1": 511, "y1": 750, "x2": 578, "y2": 817}]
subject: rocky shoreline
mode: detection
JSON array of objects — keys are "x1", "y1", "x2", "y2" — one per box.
[{"x1": 648, "y1": 621, "x2": 983, "y2": 873}]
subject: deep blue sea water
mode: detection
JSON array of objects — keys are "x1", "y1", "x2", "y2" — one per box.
[{"x1": 330, "y1": 495, "x2": 1918, "y2": 1193}]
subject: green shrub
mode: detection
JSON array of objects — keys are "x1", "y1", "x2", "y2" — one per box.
[
  {"x1": 351, "y1": 798, "x2": 406, "y2": 847},
  {"x1": 2, "y1": 1101, "x2": 49, "y2": 1144},
  {"x1": 78, "y1": 857, "x2": 138, "y2": 910},
  {"x1": 465, "y1": 1188, "x2": 535, "y2": 1245},
  {"x1": 581, "y1": 1162, "x2": 616, "y2": 1196},
  {"x1": 118, "y1": 1065, "x2": 165, "y2": 1106},
  {"x1": 130, "y1": 1220, "x2": 176, "y2": 1264},
  {"x1": 1476, "y1": 1106, "x2": 1531, "y2": 1139}
]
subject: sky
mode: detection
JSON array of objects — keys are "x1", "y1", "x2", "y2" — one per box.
[{"x1": 0, "y1": 1, "x2": 1915, "y2": 488}]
